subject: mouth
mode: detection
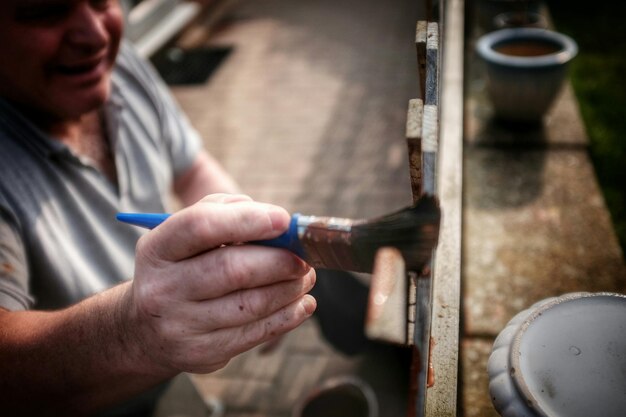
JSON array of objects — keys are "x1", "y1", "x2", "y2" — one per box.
[
  {"x1": 58, "y1": 62, "x2": 99, "y2": 74},
  {"x1": 54, "y1": 56, "x2": 108, "y2": 84}
]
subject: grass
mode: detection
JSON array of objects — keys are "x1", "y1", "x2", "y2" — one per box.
[{"x1": 546, "y1": 0, "x2": 626, "y2": 255}]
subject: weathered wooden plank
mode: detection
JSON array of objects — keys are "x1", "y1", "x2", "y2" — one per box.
[
  {"x1": 415, "y1": 21, "x2": 428, "y2": 100},
  {"x1": 365, "y1": 248, "x2": 408, "y2": 345},
  {"x1": 422, "y1": 22, "x2": 439, "y2": 196},
  {"x1": 424, "y1": 0, "x2": 463, "y2": 415},
  {"x1": 406, "y1": 98, "x2": 424, "y2": 201},
  {"x1": 405, "y1": 94, "x2": 430, "y2": 351},
  {"x1": 425, "y1": 22, "x2": 439, "y2": 107},
  {"x1": 411, "y1": 21, "x2": 441, "y2": 417}
]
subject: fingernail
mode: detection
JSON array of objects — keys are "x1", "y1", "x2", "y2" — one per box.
[
  {"x1": 266, "y1": 207, "x2": 289, "y2": 231},
  {"x1": 296, "y1": 256, "x2": 312, "y2": 274},
  {"x1": 301, "y1": 294, "x2": 317, "y2": 316},
  {"x1": 306, "y1": 268, "x2": 317, "y2": 288}
]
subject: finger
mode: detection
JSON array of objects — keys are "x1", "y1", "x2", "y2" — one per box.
[
  {"x1": 183, "y1": 269, "x2": 316, "y2": 331},
  {"x1": 174, "y1": 245, "x2": 311, "y2": 300},
  {"x1": 198, "y1": 193, "x2": 253, "y2": 204},
  {"x1": 139, "y1": 201, "x2": 290, "y2": 262},
  {"x1": 209, "y1": 294, "x2": 317, "y2": 358}
]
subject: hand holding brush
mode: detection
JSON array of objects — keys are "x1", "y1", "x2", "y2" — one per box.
[{"x1": 117, "y1": 194, "x2": 441, "y2": 273}]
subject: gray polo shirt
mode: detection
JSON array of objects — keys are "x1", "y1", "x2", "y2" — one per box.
[{"x1": 0, "y1": 41, "x2": 201, "y2": 311}]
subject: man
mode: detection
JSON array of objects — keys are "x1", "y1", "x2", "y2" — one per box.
[{"x1": 0, "y1": 1, "x2": 316, "y2": 415}]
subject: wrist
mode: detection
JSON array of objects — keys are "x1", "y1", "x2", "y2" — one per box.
[{"x1": 111, "y1": 282, "x2": 177, "y2": 379}]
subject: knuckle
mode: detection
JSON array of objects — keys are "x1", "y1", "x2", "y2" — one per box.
[
  {"x1": 237, "y1": 288, "x2": 268, "y2": 318},
  {"x1": 220, "y1": 249, "x2": 254, "y2": 289},
  {"x1": 223, "y1": 193, "x2": 253, "y2": 204},
  {"x1": 237, "y1": 290, "x2": 256, "y2": 317},
  {"x1": 134, "y1": 235, "x2": 154, "y2": 264},
  {"x1": 182, "y1": 214, "x2": 209, "y2": 246},
  {"x1": 134, "y1": 281, "x2": 163, "y2": 316},
  {"x1": 243, "y1": 320, "x2": 272, "y2": 346},
  {"x1": 198, "y1": 194, "x2": 226, "y2": 203},
  {"x1": 135, "y1": 234, "x2": 169, "y2": 271},
  {"x1": 177, "y1": 345, "x2": 206, "y2": 370},
  {"x1": 181, "y1": 338, "x2": 231, "y2": 373},
  {"x1": 278, "y1": 252, "x2": 308, "y2": 278}
]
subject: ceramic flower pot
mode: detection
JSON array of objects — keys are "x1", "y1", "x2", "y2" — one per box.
[
  {"x1": 488, "y1": 292, "x2": 626, "y2": 417},
  {"x1": 476, "y1": 28, "x2": 578, "y2": 123},
  {"x1": 292, "y1": 376, "x2": 379, "y2": 417}
]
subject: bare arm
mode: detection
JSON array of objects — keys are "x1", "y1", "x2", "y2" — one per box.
[
  {"x1": 0, "y1": 196, "x2": 316, "y2": 416},
  {"x1": 173, "y1": 150, "x2": 241, "y2": 206},
  {"x1": 0, "y1": 283, "x2": 167, "y2": 415}
]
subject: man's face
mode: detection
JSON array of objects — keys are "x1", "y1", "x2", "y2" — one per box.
[{"x1": 0, "y1": 0, "x2": 123, "y2": 122}]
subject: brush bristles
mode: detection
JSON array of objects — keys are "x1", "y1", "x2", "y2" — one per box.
[{"x1": 298, "y1": 195, "x2": 441, "y2": 273}]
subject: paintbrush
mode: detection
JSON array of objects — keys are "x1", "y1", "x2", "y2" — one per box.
[{"x1": 116, "y1": 194, "x2": 441, "y2": 273}]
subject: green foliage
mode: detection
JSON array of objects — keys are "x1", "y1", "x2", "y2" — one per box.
[{"x1": 547, "y1": 0, "x2": 626, "y2": 254}]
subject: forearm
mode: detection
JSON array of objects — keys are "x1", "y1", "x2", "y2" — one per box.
[
  {"x1": 0, "y1": 282, "x2": 173, "y2": 416},
  {"x1": 174, "y1": 150, "x2": 241, "y2": 206}
]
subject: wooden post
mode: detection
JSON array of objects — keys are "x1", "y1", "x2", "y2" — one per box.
[
  {"x1": 415, "y1": 21, "x2": 428, "y2": 100},
  {"x1": 406, "y1": 98, "x2": 424, "y2": 201},
  {"x1": 365, "y1": 248, "x2": 408, "y2": 345},
  {"x1": 424, "y1": 0, "x2": 463, "y2": 414},
  {"x1": 408, "y1": 21, "x2": 440, "y2": 417},
  {"x1": 423, "y1": 22, "x2": 439, "y2": 196}
]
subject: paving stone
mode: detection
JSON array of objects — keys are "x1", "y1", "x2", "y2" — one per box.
[
  {"x1": 171, "y1": 0, "x2": 416, "y2": 218},
  {"x1": 154, "y1": 374, "x2": 213, "y2": 417},
  {"x1": 283, "y1": 319, "x2": 337, "y2": 356},
  {"x1": 270, "y1": 353, "x2": 334, "y2": 413},
  {"x1": 463, "y1": 147, "x2": 626, "y2": 336},
  {"x1": 191, "y1": 374, "x2": 276, "y2": 412},
  {"x1": 465, "y1": 84, "x2": 589, "y2": 148},
  {"x1": 461, "y1": 338, "x2": 500, "y2": 417}
]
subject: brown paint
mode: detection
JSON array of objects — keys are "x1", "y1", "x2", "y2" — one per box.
[
  {"x1": 1, "y1": 262, "x2": 14, "y2": 274},
  {"x1": 427, "y1": 337, "x2": 436, "y2": 388},
  {"x1": 495, "y1": 41, "x2": 561, "y2": 57},
  {"x1": 300, "y1": 220, "x2": 357, "y2": 270},
  {"x1": 407, "y1": 345, "x2": 422, "y2": 417}
]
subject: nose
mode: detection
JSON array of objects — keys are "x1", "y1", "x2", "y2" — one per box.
[{"x1": 65, "y1": 3, "x2": 108, "y2": 53}]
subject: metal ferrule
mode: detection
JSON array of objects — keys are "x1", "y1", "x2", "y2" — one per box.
[{"x1": 295, "y1": 215, "x2": 354, "y2": 238}]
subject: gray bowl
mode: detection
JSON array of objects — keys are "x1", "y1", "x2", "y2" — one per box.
[
  {"x1": 488, "y1": 292, "x2": 626, "y2": 417},
  {"x1": 476, "y1": 28, "x2": 578, "y2": 122}
]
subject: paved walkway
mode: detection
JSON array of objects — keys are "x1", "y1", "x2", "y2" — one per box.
[
  {"x1": 171, "y1": 0, "x2": 416, "y2": 218},
  {"x1": 156, "y1": 0, "x2": 422, "y2": 416}
]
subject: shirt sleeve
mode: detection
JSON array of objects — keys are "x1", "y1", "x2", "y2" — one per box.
[
  {"x1": 118, "y1": 41, "x2": 203, "y2": 177},
  {"x1": 153, "y1": 68, "x2": 204, "y2": 178},
  {"x1": 0, "y1": 207, "x2": 34, "y2": 310}
]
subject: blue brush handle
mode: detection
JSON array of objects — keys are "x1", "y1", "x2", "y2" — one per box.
[{"x1": 116, "y1": 212, "x2": 306, "y2": 258}]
